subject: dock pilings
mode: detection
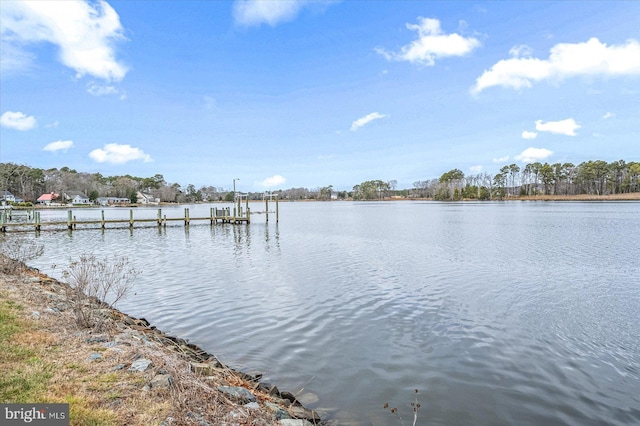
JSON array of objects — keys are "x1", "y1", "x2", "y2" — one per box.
[{"x1": 0, "y1": 206, "x2": 262, "y2": 233}]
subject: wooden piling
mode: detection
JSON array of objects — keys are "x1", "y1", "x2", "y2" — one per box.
[
  {"x1": 158, "y1": 209, "x2": 162, "y2": 226},
  {"x1": 185, "y1": 208, "x2": 190, "y2": 226},
  {"x1": 67, "y1": 210, "x2": 73, "y2": 230},
  {"x1": 35, "y1": 211, "x2": 40, "y2": 231},
  {"x1": 129, "y1": 210, "x2": 134, "y2": 228},
  {"x1": 101, "y1": 210, "x2": 105, "y2": 229}
]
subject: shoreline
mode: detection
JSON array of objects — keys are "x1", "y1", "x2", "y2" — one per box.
[
  {"x1": 0, "y1": 257, "x2": 324, "y2": 425},
  {"x1": 5, "y1": 191, "x2": 639, "y2": 210}
]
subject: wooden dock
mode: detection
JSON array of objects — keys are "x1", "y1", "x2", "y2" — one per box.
[{"x1": 0, "y1": 205, "x2": 278, "y2": 233}]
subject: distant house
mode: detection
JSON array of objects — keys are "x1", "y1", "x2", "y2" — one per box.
[
  {"x1": 64, "y1": 192, "x2": 91, "y2": 205},
  {"x1": 37, "y1": 192, "x2": 60, "y2": 206},
  {"x1": 137, "y1": 191, "x2": 159, "y2": 205},
  {"x1": 96, "y1": 197, "x2": 130, "y2": 206},
  {"x1": 1, "y1": 190, "x2": 16, "y2": 203}
]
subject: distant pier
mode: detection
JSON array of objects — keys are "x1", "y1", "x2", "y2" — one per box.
[{"x1": 1, "y1": 196, "x2": 279, "y2": 233}]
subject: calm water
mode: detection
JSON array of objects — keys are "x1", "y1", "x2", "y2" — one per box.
[{"x1": 19, "y1": 201, "x2": 640, "y2": 425}]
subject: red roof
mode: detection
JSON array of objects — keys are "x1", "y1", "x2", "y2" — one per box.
[{"x1": 37, "y1": 193, "x2": 59, "y2": 201}]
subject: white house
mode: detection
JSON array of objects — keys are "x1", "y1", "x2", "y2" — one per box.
[
  {"x1": 1, "y1": 190, "x2": 16, "y2": 203},
  {"x1": 96, "y1": 197, "x2": 130, "y2": 206},
  {"x1": 136, "y1": 191, "x2": 159, "y2": 204},
  {"x1": 65, "y1": 192, "x2": 91, "y2": 205}
]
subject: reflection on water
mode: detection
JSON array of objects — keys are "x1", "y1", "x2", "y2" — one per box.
[{"x1": 23, "y1": 202, "x2": 640, "y2": 425}]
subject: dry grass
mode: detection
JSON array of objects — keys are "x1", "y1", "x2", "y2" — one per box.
[{"x1": 513, "y1": 193, "x2": 640, "y2": 201}]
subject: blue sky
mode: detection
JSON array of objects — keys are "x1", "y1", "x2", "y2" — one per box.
[{"x1": 1, "y1": 1, "x2": 639, "y2": 191}]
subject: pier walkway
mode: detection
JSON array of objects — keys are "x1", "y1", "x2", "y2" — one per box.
[{"x1": 1, "y1": 201, "x2": 278, "y2": 233}]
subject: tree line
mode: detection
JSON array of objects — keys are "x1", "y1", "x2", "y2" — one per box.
[
  {"x1": 412, "y1": 160, "x2": 640, "y2": 201},
  {"x1": 1, "y1": 159, "x2": 638, "y2": 205}
]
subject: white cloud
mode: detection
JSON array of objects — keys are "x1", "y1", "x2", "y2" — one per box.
[
  {"x1": 535, "y1": 118, "x2": 580, "y2": 136},
  {"x1": 0, "y1": 111, "x2": 37, "y2": 130},
  {"x1": 89, "y1": 143, "x2": 152, "y2": 164},
  {"x1": 515, "y1": 147, "x2": 553, "y2": 163},
  {"x1": 87, "y1": 82, "x2": 119, "y2": 96},
  {"x1": 521, "y1": 130, "x2": 538, "y2": 140},
  {"x1": 469, "y1": 165, "x2": 483, "y2": 173},
  {"x1": 233, "y1": 0, "x2": 334, "y2": 27},
  {"x1": 473, "y1": 37, "x2": 640, "y2": 93},
  {"x1": 255, "y1": 175, "x2": 286, "y2": 188},
  {"x1": 45, "y1": 120, "x2": 59, "y2": 128},
  {"x1": 43, "y1": 140, "x2": 73, "y2": 152},
  {"x1": 602, "y1": 112, "x2": 615, "y2": 119},
  {"x1": 376, "y1": 17, "x2": 481, "y2": 65},
  {"x1": 493, "y1": 156, "x2": 509, "y2": 163},
  {"x1": 1, "y1": 0, "x2": 128, "y2": 81},
  {"x1": 509, "y1": 44, "x2": 533, "y2": 58},
  {"x1": 351, "y1": 112, "x2": 386, "y2": 131}
]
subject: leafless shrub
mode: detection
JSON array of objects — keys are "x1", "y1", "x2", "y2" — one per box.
[
  {"x1": 62, "y1": 253, "x2": 139, "y2": 329},
  {"x1": 0, "y1": 234, "x2": 44, "y2": 274}
]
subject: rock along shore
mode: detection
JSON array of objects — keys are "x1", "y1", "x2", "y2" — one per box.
[{"x1": 0, "y1": 256, "x2": 325, "y2": 426}]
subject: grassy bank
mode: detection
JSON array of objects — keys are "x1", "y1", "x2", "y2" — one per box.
[
  {"x1": 0, "y1": 280, "x2": 122, "y2": 425},
  {"x1": 0, "y1": 257, "x2": 322, "y2": 425}
]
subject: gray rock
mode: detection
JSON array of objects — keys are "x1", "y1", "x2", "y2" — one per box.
[
  {"x1": 246, "y1": 370, "x2": 263, "y2": 380},
  {"x1": 86, "y1": 335, "x2": 108, "y2": 343},
  {"x1": 280, "y1": 391, "x2": 297, "y2": 403},
  {"x1": 88, "y1": 352, "x2": 102, "y2": 361},
  {"x1": 217, "y1": 386, "x2": 256, "y2": 403},
  {"x1": 265, "y1": 402, "x2": 292, "y2": 420},
  {"x1": 244, "y1": 402, "x2": 260, "y2": 410},
  {"x1": 31, "y1": 311, "x2": 40, "y2": 320},
  {"x1": 150, "y1": 374, "x2": 174, "y2": 389},
  {"x1": 274, "y1": 398, "x2": 291, "y2": 408},
  {"x1": 289, "y1": 405, "x2": 321, "y2": 423},
  {"x1": 128, "y1": 358, "x2": 152, "y2": 372},
  {"x1": 297, "y1": 392, "x2": 319, "y2": 406},
  {"x1": 111, "y1": 363, "x2": 126, "y2": 371}
]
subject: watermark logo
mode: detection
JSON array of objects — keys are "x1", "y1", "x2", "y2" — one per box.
[{"x1": 1, "y1": 404, "x2": 69, "y2": 425}]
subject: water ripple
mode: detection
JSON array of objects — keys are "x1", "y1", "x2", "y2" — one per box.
[{"x1": 24, "y1": 202, "x2": 640, "y2": 426}]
